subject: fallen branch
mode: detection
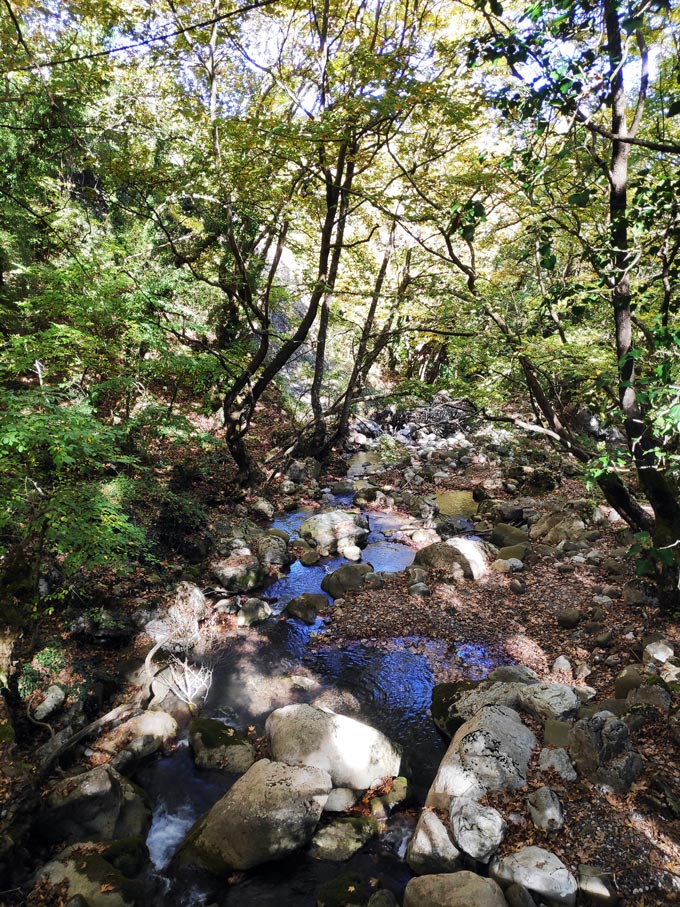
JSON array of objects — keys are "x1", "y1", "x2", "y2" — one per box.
[{"x1": 38, "y1": 703, "x2": 136, "y2": 778}]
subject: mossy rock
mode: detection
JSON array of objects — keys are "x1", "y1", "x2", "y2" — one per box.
[
  {"x1": 265, "y1": 528, "x2": 290, "y2": 543},
  {"x1": 431, "y1": 679, "x2": 480, "y2": 737},
  {"x1": 310, "y1": 816, "x2": 379, "y2": 862},
  {"x1": 100, "y1": 836, "x2": 149, "y2": 877},
  {"x1": 188, "y1": 718, "x2": 255, "y2": 772},
  {"x1": 317, "y1": 871, "x2": 370, "y2": 907},
  {"x1": 29, "y1": 844, "x2": 144, "y2": 907}
]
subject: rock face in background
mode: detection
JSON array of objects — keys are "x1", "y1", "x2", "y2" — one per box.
[
  {"x1": 179, "y1": 759, "x2": 332, "y2": 872},
  {"x1": 266, "y1": 704, "x2": 401, "y2": 790}
]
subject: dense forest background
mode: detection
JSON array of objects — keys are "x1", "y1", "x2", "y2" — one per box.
[{"x1": 1, "y1": 0, "x2": 680, "y2": 611}]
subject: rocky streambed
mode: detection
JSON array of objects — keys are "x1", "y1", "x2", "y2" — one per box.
[{"x1": 12, "y1": 397, "x2": 680, "y2": 906}]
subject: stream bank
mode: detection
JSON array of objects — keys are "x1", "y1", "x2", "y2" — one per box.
[{"x1": 8, "y1": 395, "x2": 680, "y2": 907}]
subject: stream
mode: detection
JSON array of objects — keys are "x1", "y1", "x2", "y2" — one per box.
[{"x1": 136, "y1": 462, "x2": 504, "y2": 906}]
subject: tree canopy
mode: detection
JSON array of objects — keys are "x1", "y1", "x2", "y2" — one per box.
[{"x1": 1, "y1": 0, "x2": 679, "y2": 608}]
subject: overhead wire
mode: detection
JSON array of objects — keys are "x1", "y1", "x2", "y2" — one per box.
[{"x1": 0, "y1": 0, "x2": 282, "y2": 74}]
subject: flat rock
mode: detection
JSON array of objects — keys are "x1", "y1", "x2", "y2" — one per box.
[
  {"x1": 404, "y1": 871, "x2": 507, "y2": 907},
  {"x1": 309, "y1": 816, "x2": 379, "y2": 861},
  {"x1": 517, "y1": 682, "x2": 580, "y2": 720},
  {"x1": 490, "y1": 846, "x2": 577, "y2": 906},
  {"x1": 299, "y1": 511, "x2": 369, "y2": 555}
]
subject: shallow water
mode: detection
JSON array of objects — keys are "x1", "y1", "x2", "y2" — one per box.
[{"x1": 138, "y1": 491, "x2": 504, "y2": 906}]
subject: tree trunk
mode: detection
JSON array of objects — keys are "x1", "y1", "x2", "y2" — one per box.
[{"x1": 604, "y1": 0, "x2": 680, "y2": 608}]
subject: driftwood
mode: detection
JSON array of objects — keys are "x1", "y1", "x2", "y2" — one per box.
[{"x1": 38, "y1": 703, "x2": 136, "y2": 778}]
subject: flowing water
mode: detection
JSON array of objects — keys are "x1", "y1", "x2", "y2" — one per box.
[{"x1": 137, "y1": 467, "x2": 504, "y2": 906}]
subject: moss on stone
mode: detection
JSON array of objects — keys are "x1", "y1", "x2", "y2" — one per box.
[
  {"x1": 100, "y1": 836, "x2": 149, "y2": 877},
  {"x1": 69, "y1": 850, "x2": 144, "y2": 903},
  {"x1": 317, "y1": 871, "x2": 370, "y2": 907},
  {"x1": 189, "y1": 718, "x2": 248, "y2": 748}
]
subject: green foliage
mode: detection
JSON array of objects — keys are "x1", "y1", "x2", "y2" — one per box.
[
  {"x1": 17, "y1": 664, "x2": 42, "y2": 700},
  {"x1": 0, "y1": 389, "x2": 149, "y2": 576},
  {"x1": 34, "y1": 647, "x2": 65, "y2": 677},
  {"x1": 628, "y1": 531, "x2": 678, "y2": 579},
  {"x1": 377, "y1": 434, "x2": 404, "y2": 467}
]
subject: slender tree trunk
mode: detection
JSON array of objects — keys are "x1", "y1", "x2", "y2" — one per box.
[{"x1": 604, "y1": 1, "x2": 680, "y2": 607}]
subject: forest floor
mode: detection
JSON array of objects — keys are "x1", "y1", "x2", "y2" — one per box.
[
  {"x1": 306, "y1": 460, "x2": 680, "y2": 906},
  {"x1": 3, "y1": 391, "x2": 680, "y2": 906}
]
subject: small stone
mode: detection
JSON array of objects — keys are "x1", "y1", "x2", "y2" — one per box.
[
  {"x1": 643, "y1": 639, "x2": 674, "y2": 666},
  {"x1": 527, "y1": 786, "x2": 564, "y2": 831},
  {"x1": 510, "y1": 579, "x2": 526, "y2": 594},
  {"x1": 408, "y1": 582, "x2": 430, "y2": 597},
  {"x1": 552, "y1": 656, "x2": 572, "y2": 673},
  {"x1": 593, "y1": 630, "x2": 614, "y2": 648},
  {"x1": 614, "y1": 666, "x2": 644, "y2": 700},
  {"x1": 301, "y1": 549, "x2": 321, "y2": 566},
  {"x1": 34, "y1": 684, "x2": 66, "y2": 722},
  {"x1": 538, "y1": 747, "x2": 577, "y2": 782},
  {"x1": 557, "y1": 609, "x2": 581, "y2": 629}
]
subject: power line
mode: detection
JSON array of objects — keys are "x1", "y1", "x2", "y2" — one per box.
[{"x1": 1, "y1": 0, "x2": 282, "y2": 75}]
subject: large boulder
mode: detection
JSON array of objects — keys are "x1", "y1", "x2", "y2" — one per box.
[
  {"x1": 28, "y1": 841, "x2": 146, "y2": 907},
  {"x1": 406, "y1": 810, "x2": 462, "y2": 875},
  {"x1": 569, "y1": 711, "x2": 643, "y2": 792},
  {"x1": 321, "y1": 563, "x2": 374, "y2": 599},
  {"x1": 266, "y1": 704, "x2": 401, "y2": 790},
  {"x1": 404, "y1": 871, "x2": 507, "y2": 907},
  {"x1": 256, "y1": 534, "x2": 291, "y2": 568},
  {"x1": 426, "y1": 706, "x2": 536, "y2": 810},
  {"x1": 490, "y1": 846, "x2": 577, "y2": 906},
  {"x1": 414, "y1": 538, "x2": 488, "y2": 580},
  {"x1": 178, "y1": 759, "x2": 331, "y2": 873},
  {"x1": 210, "y1": 552, "x2": 265, "y2": 592},
  {"x1": 299, "y1": 511, "x2": 369, "y2": 556},
  {"x1": 93, "y1": 710, "x2": 178, "y2": 774},
  {"x1": 40, "y1": 766, "x2": 151, "y2": 845}
]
